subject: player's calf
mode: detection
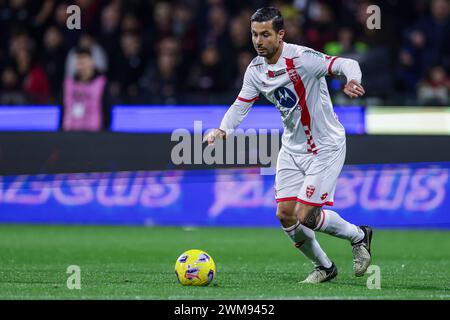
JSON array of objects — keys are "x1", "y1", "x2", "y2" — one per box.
[
  {"x1": 276, "y1": 202, "x2": 333, "y2": 271},
  {"x1": 296, "y1": 204, "x2": 322, "y2": 230},
  {"x1": 296, "y1": 204, "x2": 373, "y2": 277}
]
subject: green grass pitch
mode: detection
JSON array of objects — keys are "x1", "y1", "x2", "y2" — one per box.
[{"x1": 0, "y1": 224, "x2": 449, "y2": 299}]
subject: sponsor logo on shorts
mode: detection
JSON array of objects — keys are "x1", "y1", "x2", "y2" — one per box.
[
  {"x1": 306, "y1": 185, "x2": 315, "y2": 199},
  {"x1": 321, "y1": 192, "x2": 328, "y2": 201}
]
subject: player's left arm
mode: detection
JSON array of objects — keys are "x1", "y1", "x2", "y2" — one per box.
[{"x1": 300, "y1": 49, "x2": 365, "y2": 98}]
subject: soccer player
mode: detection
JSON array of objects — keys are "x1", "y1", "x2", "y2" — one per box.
[{"x1": 203, "y1": 7, "x2": 373, "y2": 283}]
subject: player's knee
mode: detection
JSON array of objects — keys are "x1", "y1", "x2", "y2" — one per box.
[
  {"x1": 297, "y1": 206, "x2": 321, "y2": 230},
  {"x1": 276, "y1": 207, "x2": 296, "y2": 227},
  {"x1": 275, "y1": 208, "x2": 290, "y2": 221}
]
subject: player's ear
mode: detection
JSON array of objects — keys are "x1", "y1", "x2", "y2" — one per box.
[{"x1": 278, "y1": 29, "x2": 285, "y2": 42}]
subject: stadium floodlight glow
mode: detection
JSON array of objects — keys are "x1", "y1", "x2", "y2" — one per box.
[{"x1": 366, "y1": 107, "x2": 450, "y2": 135}]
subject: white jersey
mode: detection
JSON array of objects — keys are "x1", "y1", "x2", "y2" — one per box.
[{"x1": 220, "y1": 42, "x2": 362, "y2": 156}]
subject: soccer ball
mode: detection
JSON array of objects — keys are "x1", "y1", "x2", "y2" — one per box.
[{"x1": 174, "y1": 249, "x2": 216, "y2": 286}]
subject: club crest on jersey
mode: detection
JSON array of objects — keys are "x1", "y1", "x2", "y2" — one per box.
[
  {"x1": 306, "y1": 185, "x2": 315, "y2": 199},
  {"x1": 274, "y1": 87, "x2": 297, "y2": 109},
  {"x1": 287, "y1": 68, "x2": 301, "y2": 83}
]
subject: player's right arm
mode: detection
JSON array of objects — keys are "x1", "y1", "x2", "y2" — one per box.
[
  {"x1": 203, "y1": 66, "x2": 260, "y2": 145},
  {"x1": 299, "y1": 49, "x2": 365, "y2": 99}
]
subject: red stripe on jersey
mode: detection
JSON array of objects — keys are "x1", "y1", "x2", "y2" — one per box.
[
  {"x1": 237, "y1": 96, "x2": 259, "y2": 103},
  {"x1": 328, "y1": 56, "x2": 338, "y2": 76},
  {"x1": 285, "y1": 57, "x2": 317, "y2": 155}
]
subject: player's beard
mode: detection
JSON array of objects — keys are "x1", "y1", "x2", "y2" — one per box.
[{"x1": 256, "y1": 45, "x2": 278, "y2": 60}]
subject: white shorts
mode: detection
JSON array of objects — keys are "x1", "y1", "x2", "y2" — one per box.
[{"x1": 274, "y1": 145, "x2": 346, "y2": 207}]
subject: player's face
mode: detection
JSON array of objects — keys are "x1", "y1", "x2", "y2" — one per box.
[{"x1": 251, "y1": 21, "x2": 284, "y2": 59}]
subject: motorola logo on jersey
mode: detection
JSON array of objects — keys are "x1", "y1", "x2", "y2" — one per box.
[{"x1": 274, "y1": 87, "x2": 297, "y2": 109}]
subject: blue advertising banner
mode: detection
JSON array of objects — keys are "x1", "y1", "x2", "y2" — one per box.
[
  {"x1": 0, "y1": 104, "x2": 364, "y2": 133},
  {"x1": 0, "y1": 106, "x2": 60, "y2": 131},
  {"x1": 0, "y1": 162, "x2": 449, "y2": 228},
  {"x1": 111, "y1": 105, "x2": 365, "y2": 134}
]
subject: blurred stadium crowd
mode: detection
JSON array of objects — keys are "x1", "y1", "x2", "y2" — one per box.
[{"x1": 0, "y1": 0, "x2": 449, "y2": 127}]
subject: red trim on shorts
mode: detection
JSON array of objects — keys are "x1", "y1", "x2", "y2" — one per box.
[
  {"x1": 328, "y1": 57, "x2": 338, "y2": 76},
  {"x1": 275, "y1": 197, "x2": 333, "y2": 207},
  {"x1": 237, "y1": 96, "x2": 259, "y2": 103},
  {"x1": 285, "y1": 58, "x2": 317, "y2": 155},
  {"x1": 296, "y1": 198, "x2": 334, "y2": 207},
  {"x1": 275, "y1": 197, "x2": 298, "y2": 203}
]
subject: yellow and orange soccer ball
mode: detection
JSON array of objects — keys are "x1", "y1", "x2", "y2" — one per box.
[{"x1": 174, "y1": 249, "x2": 216, "y2": 286}]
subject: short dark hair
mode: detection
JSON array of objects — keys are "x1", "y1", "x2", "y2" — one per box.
[
  {"x1": 75, "y1": 47, "x2": 92, "y2": 56},
  {"x1": 250, "y1": 7, "x2": 284, "y2": 32}
]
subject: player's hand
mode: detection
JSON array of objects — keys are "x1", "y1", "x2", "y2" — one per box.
[
  {"x1": 343, "y1": 80, "x2": 365, "y2": 99},
  {"x1": 202, "y1": 128, "x2": 226, "y2": 145}
]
